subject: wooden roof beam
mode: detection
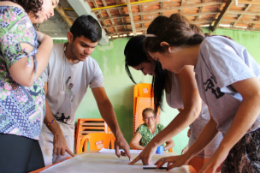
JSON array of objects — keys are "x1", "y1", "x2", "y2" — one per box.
[
  {"x1": 195, "y1": 0, "x2": 205, "y2": 21},
  {"x1": 233, "y1": 2, "x2": 252, "y2": 27},
  {"x1": 99, "y1": 11, "x2": 219, "y2": 22},
  {"x1": 228, "y1": 10, "x2": 260, "y2": 15},
  {"x1": 211, "y1": 0, "x2": 233, "y2": 31},
  {"x1": 92, "y1": 0, "x2": 223, "y2": 12},
  {"x1": 55, "y1": 4, "x2": 74, "y2": 27},
  {"x1": 115, "y1": 0, "x2": 127, "y2": 31},
  {"x1": 126, "y1": 0, "x2": 136, "y2": 36},
  {"x1": 107, "y1": 19, "x2": 215, "y2": 35},
  {"x1": 159, "y1": 2, "x2": 164, "y2": 16},
  {"x1": 179, "y1": 0, "x2": 185, "y2": 13},
  {"x1": 100, "y1": 0, "x2": 118, "y2": 32}
]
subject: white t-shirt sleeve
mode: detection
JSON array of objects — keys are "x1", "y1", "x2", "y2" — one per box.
[
  {"x1": 89, "y1": 59, "x2": 104, "y2": 89},
  {"x1": 200, "y1": 36, "x2": 256, "y2": 89}
]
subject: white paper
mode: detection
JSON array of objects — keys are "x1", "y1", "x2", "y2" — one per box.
[
  {"x1": 99, "y1": 148, "x2": 143, "y2": 154},
  {"x1": 41, "y1": 153, "x2": 194, "y2": 173}
]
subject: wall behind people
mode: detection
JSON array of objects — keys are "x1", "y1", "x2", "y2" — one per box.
[{"x1": 53, "y1": 28, "x2": 260, "y2": 154}]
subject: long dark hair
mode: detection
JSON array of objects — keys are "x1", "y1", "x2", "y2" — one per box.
[
  {"x1": 124, "y1": 35, "x2": 167, "y2": 113},
  {"x1": 4, "y1": 0, "x2": 43, "y2": 18},
  {"x1": 144, "y1": 13, "x2": 205, "y2": 53}
]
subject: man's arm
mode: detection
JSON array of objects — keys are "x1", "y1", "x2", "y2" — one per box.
[
  {"x1": 92, "y1": 87, "x2": 131, "y2": 160},
  {"x1": 44, "y1": 82, "x2": 74, "y2": 157}
]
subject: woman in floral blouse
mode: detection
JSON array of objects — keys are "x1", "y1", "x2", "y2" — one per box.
[
  {"x1": 0, "y1": 0, "x2": 58, "y2": 172},
  {"x1": 130, "y1": 108, "x2": 175, "y2": 150}
]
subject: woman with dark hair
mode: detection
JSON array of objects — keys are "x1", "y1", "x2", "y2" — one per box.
[
  {"x1": 129, "y1": 108, "x2": 174, "y2": 150},
  {"x1": 143, "y1": 13, "x2": 260, "y2": 173},
  {"x1": 125, "y1": 22, "x2": 222, "y2": 172},
  {"x1": 0, "y1": 0, "x2": 58, "y2": 172}
]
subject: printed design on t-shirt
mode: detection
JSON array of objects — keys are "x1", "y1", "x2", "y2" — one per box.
[
  {"x1": 54, "y1": 76, "x2": 74, "y2": 124},
  {"x1": 54, "y1": 112, "x2": 70, "y2": 124},
  {"x1": 204, "y1": 76, "x2": 225, "y2": 99}
]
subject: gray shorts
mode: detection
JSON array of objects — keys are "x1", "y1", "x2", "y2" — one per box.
[
  {"x1": 188, "y1": 132, "x2": 223, "y2": 158},
  {"x1": 39, "y1": 131, "x2": 74, "y2": 166}
]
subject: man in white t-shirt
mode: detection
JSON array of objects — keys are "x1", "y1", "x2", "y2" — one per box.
[{"x1": 39, "y1": 15, "x2": 131, "y2": 166}]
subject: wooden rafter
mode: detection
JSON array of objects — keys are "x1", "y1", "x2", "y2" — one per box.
[
  {"x1": 92, "y1": 0, "x2": 223, "y2": 12},
  {"x1": 211, "y1": 0, "x2": 233, "y2": 31},
  {"x1": 138, "y1": 0, "x2": 144, "y2": 32},
  {"x1": 228, "y1": 10, "x2": 260, "y2": 15},
  {"x1": 223, "y1": 18, "x2": 260, "y2": 25},
  {"x1": 179, "y1": 0, "x2": 185, "y2": 13},
  {"x1": 100, "y1": 0, "x2": 118, "y2": 32},
  {"x1": 126, "y1": 0, "x2": 137, "y2": 35},
  {"x1": 99, "y1": 11, "x2": 219, "y2": 22},
  {"x1": 248, "y1": 16, "x2": 260, "y2": 29},
  {"x1": 115, "y1": 0, "x2": 127, "y2": 31},
  {"x1": 106, "y1": 18, "x2": 215, "y2": 35},
  {"x1": 91, "y1": 0, "x2": 109, "y2": 33},
  {"x1": 195, "y1": 0, "x2": 205, "y2": 21},
  {"x1": 233, "y1": 1, "x2": 253, "y2": 27},
  {"x1": 159, "y1": 2, "x2": 164, "y2": 16},
  {"x1": 55, "y1": 4, "x2": 73, "y2": 27}
]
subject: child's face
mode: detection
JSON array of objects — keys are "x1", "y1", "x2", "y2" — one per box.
[{"x1": 143, "y1": 112, "x2": 156, "y2": 126}]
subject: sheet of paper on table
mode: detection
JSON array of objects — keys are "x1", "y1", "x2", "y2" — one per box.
[
  {"x1": 41, "y1": 152, "x2": 195, "y2": 173},
  {"x1": 99, "y1": 148, "x2": 143, "y2": 154}
]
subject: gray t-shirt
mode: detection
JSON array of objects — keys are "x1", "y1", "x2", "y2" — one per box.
[
  {"x1": 41, "y1": 43, "x2": 103, "y2": 135},
  {"x1": 166, "y1": 72, "x2": 210, "y2": 137},
  {"x1": 194, "y1": 36, "x2": 260, "y2": 135}
]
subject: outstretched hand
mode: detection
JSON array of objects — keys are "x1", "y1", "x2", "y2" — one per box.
[{"x1": 114, "y1": 135, "x2": 131, "y2": 161}]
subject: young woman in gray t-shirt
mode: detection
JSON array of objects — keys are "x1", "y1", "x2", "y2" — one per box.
[
  {"x1": 144, "y1": 13, "x2": 260, "y2": 173},
  {"x1": 125, "y1": 34, "x2": 223, "y2": 172}
]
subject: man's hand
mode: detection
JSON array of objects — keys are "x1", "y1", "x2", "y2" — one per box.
[
  {"x1": 114, "y1": 135, "x2": 131, "y2": 161},
  {"x1": 53, "y1": 134, "x2": 74, "y2": 157}
]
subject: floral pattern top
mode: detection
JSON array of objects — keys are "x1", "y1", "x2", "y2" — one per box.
[
  {"x1": 0, "y1": 6, "x2": 45, "y2": 140},
  {"x1": 136, "y1": 123, "x2": 164, "y2": 147}
]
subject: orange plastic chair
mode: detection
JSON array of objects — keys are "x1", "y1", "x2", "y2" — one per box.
[
  {"x1": 133, "y1": 83, "x2": 173, "y2": 152},
  {"x1": 77, "y1": 133, "x2": 115, "y2": 154},
  {"x1": 133, "y1": 83, "x2": 161, "y2": 133}
]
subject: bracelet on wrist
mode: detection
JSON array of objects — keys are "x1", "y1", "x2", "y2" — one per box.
[{"x1": 46, "y1": 119, "x2": 56, "y2": 126}]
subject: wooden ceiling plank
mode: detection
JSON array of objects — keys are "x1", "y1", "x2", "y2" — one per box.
[
  {"x1": 126, "y1": 0, "x2": 137, "y2": 35},
  {"x1": 55, "y1": 4, "x2": 74, "y2": 27},
  {"x1": 212, "y1": 0, "x2": 233, "y2": 31}
]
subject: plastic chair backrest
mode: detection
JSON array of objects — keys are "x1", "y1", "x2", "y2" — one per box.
[
  {"x1": 78, "y1": 133, "x2": 115, "y2": 154},
  {"x1": 133, "y1": 83, "x2": 160, "y2": 134}
]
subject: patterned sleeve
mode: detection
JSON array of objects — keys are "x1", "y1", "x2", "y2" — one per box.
[
  {"x1": 157, "y1": 124, "x2": 165, "y2": 133},
  {"x1": 0, "y1": 8, "x2": 38, "y2": 71},
  {"x1": 136, "y1": 124, "x2": 144, "y2": 136}
]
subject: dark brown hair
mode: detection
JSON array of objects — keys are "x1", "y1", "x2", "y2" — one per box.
[
  {"x1": 5, "y1": 0, "x2": 43, "y2": 18},
  {"x1": 142, "y1": 108, "x2": 156, "y2": 119},
  {"x1": 149, "y1": 13, "x2": 205, "y2": 113},
  {"x1": 144, "y1": 13, "x2": 205, "y2": 53}
]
